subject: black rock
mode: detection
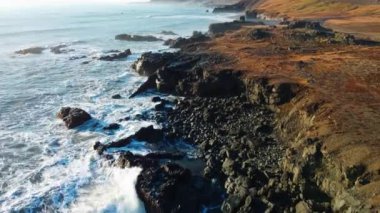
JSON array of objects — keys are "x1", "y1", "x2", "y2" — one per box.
[
  {"x1": 129, "y1": 74, "x2": 158, "y2": 98},
  {"x1": 94, "y1": 141, "x2": 107, "y2": 155},
  {"x1": 248, "y1": 29, "x2": 271, "y2": 40},
  {"x1": 154, "y1": 102, "x2": 166, "y2": 111},
  {"x1": 134, "y1": 125, "x2": 164, "y2": 143},
  {"x1": 257, "y1": 124, "x2": 273, "y2": 134},
  {"x1": 50, "y1": 44, "x2": 73, "y2": 54},
  {"x1": 209, "y1": 22, "x2": 248, "y2": 36},
  {"x1": 69, "y1": 55, "x2": 87, "y2": 60},
  {"x1": 136, "y1": 163, "x2": 200, "y2": 213},
  {"x1": 57, "y1": 107, "x2": 92, "y2": 129},
  {"x1": 152, "y1": 96, "x2": 162, "y2": 102},
  {"x1": 99, "y1": 49, "x2": 132, "y2": 61},
  {"x1": 118, "y1": 151, "x2": 158, "y2": 169},
  {"x1": 115, "y1": 34, "x2": 163, "y2": 42},
  {"x1": 132, "y1": 52, "x2": 176, "y2": 76},
  {"x1": 105, "y1": 136, "x2": 133, "y2": 149},
  {"x1": 160, "y1": 30, "x2": 177, "y2": 35},
  {"x1": 145, "y1": 151, "x2": 185, "y2": 160},
  {"x1": 15, "y1": 47, "x2": 46, "y2": 55},
  {"x1": 103, "y1": 123, "x2": 121, "y2": 130},
  {"x1": 164, "y1": 31, "x2": 210, "y2": 48},
  {"x1": 212, "y1": 0, "x2": 249, "y2": 13},
  {"x1": 112, "y1": 94, "x2": 122, "y2": 99}
]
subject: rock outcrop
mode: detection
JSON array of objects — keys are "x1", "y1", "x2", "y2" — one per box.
[
  {"x1": 115, "y1": 34, "x2": 163, "y2": 42},
  {"x1": 98, "y1": 49, "x2": 132, "y2": 61},
  {"x1": 50, "y1": 44, "x2": 74, "y2": 54},
  {"x1": 160, "y1": 30, "x2": 177, "y2": 35},
  {"x1": 133, "y1": 125, "x2": 164, "y2": 143},
  {"x1": 15, "y1": 47, "x2": 46, "y2": 55},
  {"x1": 131, "y1": 52, "x2": 176, "y2": 76},
  {"x1": 114, "y1": 151, "x2": 224, "y2": 213},
  {"x1": 212, "y1": 0, "x2": 251, "y2": 13},
  {"x1": 164, "y1": 31, "x2": 210, "y2": 48}
]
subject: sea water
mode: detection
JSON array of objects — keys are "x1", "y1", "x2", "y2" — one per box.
[{"x1": 0, "y1": 1, "x2": 234, "y2": 212}]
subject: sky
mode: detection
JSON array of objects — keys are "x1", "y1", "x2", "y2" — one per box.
[{"x1": 0, "y1": 0, "x2": 150, "y2": 8}]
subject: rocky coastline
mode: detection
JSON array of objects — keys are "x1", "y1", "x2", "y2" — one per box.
[
  {"x1": 56, "y1": 2, "x2": 380, "y2": 212},
  {"x1": 122, "y1": 16, "x2": 379, "y2": 212}
]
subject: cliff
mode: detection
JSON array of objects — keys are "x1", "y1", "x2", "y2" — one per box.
[{"x1": 128, "y1": 20, "x2": 380, "y2": 211}]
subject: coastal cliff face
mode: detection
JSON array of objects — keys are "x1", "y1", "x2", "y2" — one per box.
[
  {"x1": 205, "y1": 24, "x2": 380, "y2": 211},
  {"x1": 127, "y1": 19, "x2": 380, "y2": 211}
]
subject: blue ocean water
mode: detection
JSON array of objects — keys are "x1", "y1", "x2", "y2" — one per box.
[{"x1": 0, "y1": 2, "x2": 234, "y2": 212}]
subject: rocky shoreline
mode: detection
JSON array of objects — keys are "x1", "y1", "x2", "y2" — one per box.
[
  {"x1": 56, "y1": 3, "x2": 380, "y2": 212},
  {"x1": 121, "y1": 16, "x2": 379, "y2": 211},
  {"x1": 114, "y1": 22, "x2": 333, "y2": 211}
]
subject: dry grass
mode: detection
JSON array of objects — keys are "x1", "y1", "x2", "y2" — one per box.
[
  {"x1": 193, "y1": 25, "x2": 380, "y2": 207},
  {"x1": 252, "y1": 0, "x2": 380, "y2": 40}
]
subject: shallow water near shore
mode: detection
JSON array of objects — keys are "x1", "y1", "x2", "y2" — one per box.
[{"x1": 0, "y1": 2, "x2": 234, "y2": 212}]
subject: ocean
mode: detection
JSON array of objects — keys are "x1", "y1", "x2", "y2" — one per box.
[{"x1": 0, "y1": 1, "x2": 234, "y2": 212}]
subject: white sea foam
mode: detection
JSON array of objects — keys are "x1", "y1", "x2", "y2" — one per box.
[{"x1": 68, "y1": 167, "x2": 145, "y2": 213}]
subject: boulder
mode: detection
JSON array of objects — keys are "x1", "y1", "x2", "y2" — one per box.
[
  {"x1": 69, "y1": 55, "x2": 87, "y2": 60},
  {"x1": 94, "y1": 141, "x2": 107, "y2": 155},
  {"x1": 295, "y1": 201, "x2": 312, "y2": 213},
  {"x1": 50, "y1": 44, "x2": 73, "y2": 54},
  {"x1": 129, "y1": 74, "x2": 157, "y2": 98},
  {"x1": 103, "y1": 123, "x2": 121, "y2": 130},
  {"x1": 57, "y1": 107, "x2": 91, "y2": 129},
  {"x1": 133, "y1": 125, "x2": 164, "y2": 143},
  {"x1": 132, "y1": 52, "x2": 176, "y2": 76},
  {"x1": 136, "y1": 163, "x2": 200, "y2": 213},
  {"x1": 115, "y1": 34, "x2": 163, "y2": 42},
  {"x1": 118, "y1": 151, "x2": 159, "y2": 168},
  {"x1": 222, "y1": 158, "x2": 236, "y2": 176},
  {"x1": 131, "y1": 52, "x2": 176, "y2": 76},
  {"x1": 154, "y1": 102, "x2": 166, "y2": 111},
  {"x1": 248, "y1": 29, "x2": 271, "y2": 40},
  {"x1": 221, "y1": 195, "x2": 244, "y2": 213},
  {"x1": 98, "y1": 49, "x2": 132, "y2": 61},
  {"x1": 111, "y1": 94, "x2": 122, "y2": 99},
  {"x1": 160, "y1": 30, "x2": 177, "y2": 35},
  {"x1": 15, "y1": 47, "x2": 46, "y2": 55},
  {"x1": 151, "y1": 96, "x2": 162, "y2": 102}
]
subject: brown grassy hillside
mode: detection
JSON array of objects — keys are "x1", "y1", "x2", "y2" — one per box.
[
  {"x1": 191, "y1": 23, "x2": 380, "y2": 209},
  {"x1": 250, "y1": 0, "x2": 380, "y2": 40}
]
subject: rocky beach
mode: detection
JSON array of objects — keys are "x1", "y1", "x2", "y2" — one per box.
[
  {"x1": 79, "y1": 1, "x2": 380, "y2": 211},
  {"x1": 1, "y1": 0, "x2": 380, "y2": 212}
]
